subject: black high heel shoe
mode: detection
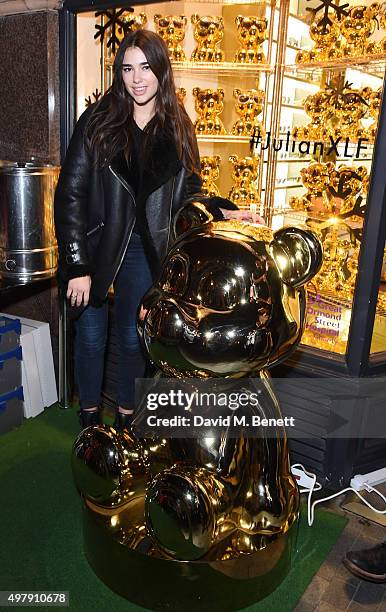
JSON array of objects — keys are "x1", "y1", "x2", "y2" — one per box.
[{"x1": 78, "y1": 409, "x2": 102, "y2": 430}]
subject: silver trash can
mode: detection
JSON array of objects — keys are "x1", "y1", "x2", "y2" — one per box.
[{"x1": 0, "y1": 163, "x2": 60, "y2": 283}]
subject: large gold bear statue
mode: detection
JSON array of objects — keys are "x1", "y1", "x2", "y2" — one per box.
[{"x1": 72, "y1": 200, "x2": 322, "y2": 609}]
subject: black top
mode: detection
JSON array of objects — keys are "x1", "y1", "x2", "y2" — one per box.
[{"x1": 128, "y1": 120, "x2": 146, "y2": 235}]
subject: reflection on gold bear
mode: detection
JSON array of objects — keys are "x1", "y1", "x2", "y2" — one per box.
[
  {"x1": 176, "y1": 87, "x2": 186, "y2": 105},
  {"x1": 154, "y1": 14, "x2": 187, "y2": 61},
  {"x1": 122, "y1": 12, "x2": 147, "y2": 32},
  {"x1": 341, "y1": 3, "x2": 380, "y2": 56},
  {"x1": 313, "y1": 225, "x2": 351, "y2": 295},
  {"x1": 234, "y1": 15, "x2": 268, "y2": 63},
  {"x1": 290, "y1": 162, "x2": 334, "y2": 214},
  {"x1": 231, "y1": 88, "x2": 265, "y2": 137},
  {"x1": 191, "y1": 14, "x2": 224, "y2": 62},
  {"x1": 193, "y1": 87, "x2": 227, "y2": 135},
  {"x1": 379, "y1": 4, "x2": 386, "y2": 53},
  {"x1": 331, "y1": 84, "x2": 372, "y2": 140},
  {"x1": 329, "y1": 165, "x2": 368, "y2": 216},
  {"x1": 365, "y1": 87, "x2": 382, "y2": 140},
  {"x1": 228, "y1": 154, "x2": 260, "y2": 206},
  {"x1": 296, "y1": 15, "x2": 341, "y2": 63},
  {"x1": 292, "y1": 90, "x2": 332, "y2": 141},
  {"x1": 201, "y1": 155, "x2": 221, "y2": 197}
]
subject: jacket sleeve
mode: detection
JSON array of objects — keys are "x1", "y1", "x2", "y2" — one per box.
[
  {"x1": 182, "y1": 122, "x2": 203, "y2": 201},
  {"x1": 54, "y1": 105, "x2": 95, "y2": 281}
]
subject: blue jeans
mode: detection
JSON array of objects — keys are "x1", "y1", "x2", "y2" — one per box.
[{"x1": 74, "y1": 233, "x2": 153, "y2": 410}]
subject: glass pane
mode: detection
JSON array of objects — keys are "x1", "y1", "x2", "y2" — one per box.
[
  {"x1": 267, "y1": 0, "x2": 385, "y2": 356},
  {"x1": 370, "y1": 242, "x2": 386, "y2": 354}
]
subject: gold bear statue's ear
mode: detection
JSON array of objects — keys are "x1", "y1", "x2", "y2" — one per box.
[
  {"x1": 229, "y1": 155, "x2": 238, "y2": 163},
  {"x1": 192, "y1": 87, "x2": 200, "y2": 96},
  {"x1": 153, "y1": 14, "x2": 161, "y2": 24},
  {"x1": 180, "y1": 15, "x2": 187, "y2": 25},
  {"x1": 215, "y1": 155, "x2": 221, "y2": 164},
  {"x1": 270, "y1": 227, "x2": 323, "y2": 288},
  {"x1": 174, "y1": 197, "x2": 235, "y2": 238},
  {"x1": 233, "y1": 88, "x2": 241, "y2": 98},
  {"x1": 235, "y1": 15, "x2": 243, "y2": 26},
  {"x1": 191, "y1": 13, "x2": 199, "y2": 25}
]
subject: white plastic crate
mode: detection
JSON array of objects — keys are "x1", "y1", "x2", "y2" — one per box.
[{"x1": 0, "y1": 314, "x2": 57, "y2": 418}]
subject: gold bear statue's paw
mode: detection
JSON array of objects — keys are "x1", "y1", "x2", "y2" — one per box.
[{"x1": 72, "y1": 424, "x2": 148, "y2": 506}]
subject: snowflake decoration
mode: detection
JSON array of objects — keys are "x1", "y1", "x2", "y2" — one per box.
[
  {"x1": 327, "y1": 81, "x2": 369, "y2": 108},
  {"x1": 305, "y1": 0, "x2": 349, "y2": 34},
  {"x1": 328, "y1": 169, "x2": 363, "y2": 200},
  {"x1": 94, "y1": 8, "x2": 134, "y2": 54},
  {"x1": 339, "y1": 195, "x2": 366, "y2": 222},
  {"x1": 85, "y1": 89, "x2": 102, "y2": 108}
]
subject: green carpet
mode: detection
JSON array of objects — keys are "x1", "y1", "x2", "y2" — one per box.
[{"x1": 0, "y1": 406, "x2": 347, "y2": 612}]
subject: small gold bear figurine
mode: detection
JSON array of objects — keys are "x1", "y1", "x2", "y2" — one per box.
[
  {"x1": 122, "y1": 12, "x2": 147, "y2": 32},
  {"x1": 231, "y1": 88, "x2": 265, "y2": 137},
  {"x1": 313, "y1": 225, "x2": 351, "y2": 295},
  {"x1": 193, "y1": 87, "x2": 227, "y2": 135},
  {"x1": 289, "y1": 162, "x2": 334, "y2": 214},
  {"x1": 228, "y1": 154, "x2": 260, "y2": 206},
  {"x1": 200, "y1": 156, "x2": 222, "y2": 197},
  {"x1": 292, "y1": 89, "x2": 332, "y2": 141},
  {"x1": 296, "y1": 14, "x2": 342, "y2": 63},
  {"x1": 329, "y1": 165, "x2": 368, "y2": 215},
  {"x1": 340, "y1": 3, "x2": 380, "y2": 56},
  {"x1": 377, "y1": 4, "x2": 386, "y2": 54},
  {"x1": 331, "y1": 84, "x2": 372, "y2": 140},
  {"x1": 234, "y1": 15, "x2": 268, "y2": 63},
  {"x1": 153, "y1": 14, "x2": 187, "y2": 61},
  {"x1": 190, "y1": 14, "x2": 225, "y2": 62}
]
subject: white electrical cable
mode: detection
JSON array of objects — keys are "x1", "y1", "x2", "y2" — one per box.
[{"x1": 291, "y1": 463, "x2": 386, "y2": 526}]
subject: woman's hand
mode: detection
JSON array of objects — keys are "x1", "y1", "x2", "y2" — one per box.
[
  {"x1": 138, "y1": 305, "x2": 148, "y2": 322},
  {"x1": 67, "y1": 276, "x2": 91, "y2": 307},
  {"x1": 220, "y1": 209, "x2": 265, "y2": 225}
]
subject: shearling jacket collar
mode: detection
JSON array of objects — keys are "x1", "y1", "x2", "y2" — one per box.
[{"x1": 109, "y1": 131, "x2": 183, "y2": 200}]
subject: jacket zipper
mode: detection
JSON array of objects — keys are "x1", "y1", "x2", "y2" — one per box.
[
  {"x1": 165, "y1": 176, "x2": 176, "y2": 253},
  {"x1": 108, "y1": 165, "x2": 136, "y2": 293},
  {"x1": 86, "y1": 221, "x2": 105, "y2": 237}
]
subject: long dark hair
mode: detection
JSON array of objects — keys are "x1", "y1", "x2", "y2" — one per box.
[{"x1": 86, "y1": 29, "x2": 198, "y2": 171}]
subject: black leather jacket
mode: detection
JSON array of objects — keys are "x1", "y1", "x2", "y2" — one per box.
[{"x1": 54, "y1": 103, "x2": 202, "y2": 306}]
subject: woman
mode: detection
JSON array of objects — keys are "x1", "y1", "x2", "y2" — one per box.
[{"x1": 54, "y1": 30, "x2": 204, "y2": 430}]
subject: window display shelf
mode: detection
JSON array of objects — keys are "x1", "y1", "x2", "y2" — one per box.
[
  {"x1": 276, "y1": 157, "x2": 311, "y2": 163},
  {"x1": 285, "y1": 55, "x2": 386, "y2": 80},
  {"x1": 281, "y1": 102, "x2": 306, "y2": 110},
  {"x1": 283, "y1": 73, "x2": 321, "y2": 87},
  {"x1": 273, "y1": 182, "x2": 303, "y2": 190},
  {"x1": 171, "y1": 61, "x2": 273, "y2": 76},
  {"x1": 191, "y1": 0, "x2": 268, "y2": 4},
  {"x1": 103, "y1": 58, "x2": 273, "y2": 75},
  {"x1": 197, "y1": 135, "x2": 252, "y2": 144}
]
